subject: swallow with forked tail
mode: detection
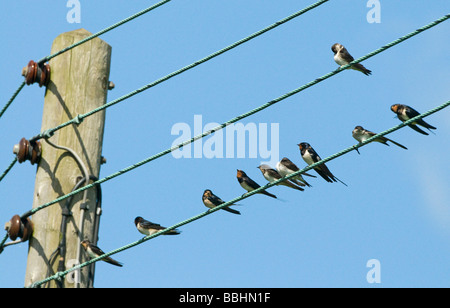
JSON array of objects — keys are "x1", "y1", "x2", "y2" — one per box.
[
  {"x1": 257, "y1": 164, "x2": 304, "y2": 191},
  {"x1": 202, "y1": 189, "x2": 240, "y2": 215},
  {"x1": 276, "y1": 157, "x2": 316, "y2": 187},
  {"x1": 391, "y1": 104, "x2": 436, "y2": 135},
  {"x1": 331, "y1": 43, "x2": 372, "y2": 76},
  {"x1": 352, "y1": 125, "x2": 407, "y2": 153},
  {"x1": 298, "y1": 142, "x2": 347, "y2": 186},
  {"x1": 236, "y1": 169, "x2": 277, "y2": 199},
  {"x1": 80, "y1": 240, "x2": 123, "y2": 267},
  {"x1": 134, "y1": 216, "x2": 181, "y2": 236}
]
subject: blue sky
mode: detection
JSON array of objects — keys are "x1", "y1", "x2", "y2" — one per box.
[{"x1": 1, "y1": 0, "x2": 449, "y2": 288}]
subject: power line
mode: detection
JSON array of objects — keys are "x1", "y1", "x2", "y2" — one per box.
[
  {"x1": 0, "y1": 6, "x2": 448, "y2": 285},
  {"x1": 26, "y1": 99, "x2": 450, "y2": 288},
  {"x1": 0, "y1": 0, "x2": 176, "y2": 183},
  {"x1": 0, "y1": 0, "x2": 173, "y2": 120},
  {"x1": 0, "y1": 158, "x2": 17, "y2": 183},
  {"x1": 0, "y1": 0, "x2": 332, "y2": 251},
  {"x1": 15, "y1": 12, "x2": 450, "y2": 224},
  {"x1": 29, "y1": 0, "x2": 331, "y2": 142},
  {"x1": 0, "y1": 82, "x2": 25, "y2": 119},
  {"x1": 28, "y1": 12, "x2": 450, "y2": 143},
  {"x1": 38, "y1": 0, "x2": 172, "y2": 64},
  {"x1": 2, "y1": 11, "x2": 447, "y2": 255}
]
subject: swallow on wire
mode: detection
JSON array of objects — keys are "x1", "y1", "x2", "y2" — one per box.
[
  {"x1": 202, "y1": 189, "x2": 240, "y2": 215},
  {"x1": 298, "y1": 142, "x2": 347, "y2": 186},
  {"x1": 236, "y1": 169, "x2": 277, "y2": 199},
  {"x1": 134, "y1": 216, "x2": 181, "y2": 236},
  {"x1": 331, "y1": 43, "x2": 372, "y2": 76},
  {"x1": 352, "y1": 125, "x2": 408, "y2": 154},
  {"x1": 276, "y1": 157, "x2": 316, "y2": 187},
  {"x1": 80, "y1": 240, "x2": 123, "y2": 267},
  {"x1": 391, "y1": 104, "x2": 436, "y2": 135},
  {"x1": 257, "y1": 164, "x2": 304, "y2": 191}
]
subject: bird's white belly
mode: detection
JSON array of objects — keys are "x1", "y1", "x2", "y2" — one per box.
[
  {"x1": 276, "y1": 163, "x2": 291, "y2": 177},
  {"x1": 302, "y1": 152, "x2": 315, "y2": 165},
  {"x1": 138, "y1": 225, "x2": 151, "y2": 235},
  {"x1": 334, "y1": 54, "x2": 348, "y2": 66},
  {"x1": 354, "y1": 133, "x2": 368, "y2": 142},
  {"x1": 240, "y1": 181, "x2": 254, "y2": 192}
]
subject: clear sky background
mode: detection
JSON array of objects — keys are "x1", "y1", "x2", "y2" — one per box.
[{"x1": 1, "y1": 0, "x2": 449, "y2": 288}]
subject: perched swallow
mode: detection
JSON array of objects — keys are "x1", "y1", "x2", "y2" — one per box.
[
  {"x1": 276, "y1": 157, "x2": 316, "y2": 187},
  {"x1": 352, "y1": 126, "x2": 408, "y2": 153},
  {"x1": 202, "y1": 189, "x2": 240, "y2": 215},
  {"x1": 331, "y1": 43, "x2": 372, "y2": 76},
  {"x1": 257, "y1": 164, "x2": 304, "y2": 191},
  {"x1": 391, "y1": 104, "x2": 436, "y2": 135},
  {"x1": 298, "y1": 142, "x2": 347, "y2": 186},
  {"x1": 134, "y1": 216, "x2": 181, "y2": 236},
  {"x1": 236, "y1": 169, "x2": 277, "y2": 199},
  {"x1": 80, "y1": 240, "x2": 123, "y2": 267}
]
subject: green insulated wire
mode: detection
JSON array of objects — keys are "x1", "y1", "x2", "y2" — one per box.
[
  {"x1": 30, "y1": 12, "x2": 449, "y2": 143},
  {"x1": 29, "y1": 0, "x2": 331, "y2": 141},
  {"x1": 0, "y1": 0, "x2": 172, "y2": 120},
  {"x1": 37, "y1": 0, "x2": 172, "y2": 64},
  {"x1": 0, "y1": 158, "x2": 17, "y2": 183},
  {"x1": 26, "y1": 99, "x2": 450, "y2": 288},
  {"x1": 0, "y1": 82, "x2": 25, "y2": 119},
  {"x1": 0, "y1": 234, "x2": 8, "y2": 253},
  {"x1": 20, "y1": 13, "x2": 450, "y2": 220}
]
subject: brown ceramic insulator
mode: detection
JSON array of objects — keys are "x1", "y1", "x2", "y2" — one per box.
[
  {"x1": 7, "y1": 215, "x2": 22, "y2": 241},
  {"x1": 5, "y1": 215, "x2": 33, "y2": 242},
  {"x1": 13, "y1": 138, "x2": 42, "y2": 165},
  {"x1": 22, "y1": 60, "x2": 50, "y2": 87},
  {"x1": 24, "y1": 60, "x2": 37, "y2": 85},
  {"x1": 16, "y1": 138, "x2": 29, "y2": 163}
]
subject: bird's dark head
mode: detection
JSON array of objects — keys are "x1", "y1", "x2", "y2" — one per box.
[
  {"x1": 203, "y1": 189, "x2": 212, "y2": 197},
  {"x1": 297, "y1": 142, "x2": 309, "y2": 150},
  {"x1": 297, "y1": 142, "x2": 310, "y2": 155},
  {"x1": 331, "y1": 43, "x2": 341, "y2": 54},
  {"x1": 353, "y1": 125, "x2": 364, "y2": 133},
  {"x1": 257, "y1": 165, "x2": 269, "y2": 174},
  {"x1": 352, "y1": 126, "x2": 365, "y2": 138},
  {"x1": 80, "y1": 240, "x2": 90, "y2": 249},
  {"x1": 391, "y1": 104, "x2": 400, "y2": 114},
  {"x1": 134, "y1": 216, "x2": 143, "y2": 226},
  {"x1": 236, "y1": 169, "x2": 246, "y2": 178}
]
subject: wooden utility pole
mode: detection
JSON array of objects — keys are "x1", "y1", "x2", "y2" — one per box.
[{"x1": 24, "y1": 29, "x2": 111, "y2": 288}]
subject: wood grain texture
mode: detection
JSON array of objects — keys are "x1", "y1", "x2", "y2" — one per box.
[{"x1": 25, "y1": 29, "x2": 111, "y2": 288}]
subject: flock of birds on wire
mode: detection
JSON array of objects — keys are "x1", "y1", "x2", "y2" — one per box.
[{"x1": 81, "y1": 43, "x2": 437, "y2": 268}]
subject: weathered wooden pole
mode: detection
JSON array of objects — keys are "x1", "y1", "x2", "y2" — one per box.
[{"x1": 24, "y1": 29, "x2": 111, "y2": 288}]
